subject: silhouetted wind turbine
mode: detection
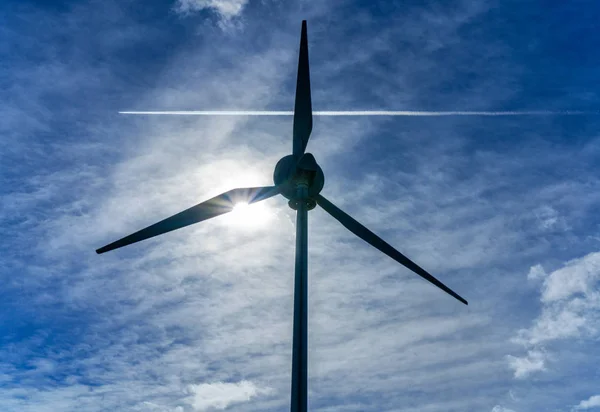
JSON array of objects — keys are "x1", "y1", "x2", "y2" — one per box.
[{"x1": 97, "y1": 20, "x2": 467, "y2": 412}]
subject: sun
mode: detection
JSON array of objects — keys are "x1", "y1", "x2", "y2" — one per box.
[{"x1": 222, "y1": 201, "x2": 273, "y2": 229}]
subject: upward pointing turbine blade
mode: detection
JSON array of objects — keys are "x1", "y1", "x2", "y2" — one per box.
[
  {"x1": 96, "y1": 186, "x2": 280, "y2": 254},
  {"x1": 292, "y1": 20, "x2": 313, "y2": 158},
  {"x1": 315, "y1": 194, "x2": 468, "y2": 305}
]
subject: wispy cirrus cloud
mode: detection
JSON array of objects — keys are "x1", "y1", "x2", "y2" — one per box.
[
  {"x1": 492, "y1": 406, "x2": 517, "y2": 412},
  {"x1": 174, "y1": 0, "x2": 249, "y2": 27},
  {"x1": 186, "y1": 381, "x2": 273, "y2": 410},
  {"x1": 2, "y1": 0, "x2": 600, "y2": 411}
]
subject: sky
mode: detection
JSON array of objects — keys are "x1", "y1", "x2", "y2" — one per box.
[{"x1": 1, "y1": 0, "x2": 600, "y2": 411}]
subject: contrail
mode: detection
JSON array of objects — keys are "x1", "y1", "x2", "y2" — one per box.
[{"x1": 119, "y1": 110, "x2": 595, "y2": 116}]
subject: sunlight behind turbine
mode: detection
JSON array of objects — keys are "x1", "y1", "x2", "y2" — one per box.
[{"x1": 221, "y1": 201, "x2": 273, "y2": 229}]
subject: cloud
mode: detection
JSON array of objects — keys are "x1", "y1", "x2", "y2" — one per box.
[
  {"x1": 186, "y1": 381, "x2": 273, "y2": 410},
  {"x1": 492, "y1": 406, "x2": 517, "y2": 412},
  {"x1": 142, "y1": 402, "x2": 185, "y2": 412},
  {"x1": 527, "y1": 264, "x2": 547, "y2": 282},
  {"x1": 506, "y1": 350, "x2": 546, "y2": 379},
  {"x1": 533, "y1": 205, "x2": 568, "y2": 232},
  {"x1": 174, "y1": 0, "x2": 249, "y2": 23},
  {"x1": 4, "y1": 1, "x2": 600, "y2": 411},
  {"x1": 541, "y1": 252, "x2": 600, "y2": 303},
  {"x1": 574, "y1": 395, "x2": 600, "y2": 410},
  {"x1": 508, "y1": 252, "x2": 600, "y2": 378}
]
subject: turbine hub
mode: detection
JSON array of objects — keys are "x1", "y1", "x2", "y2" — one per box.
[{"x1": 273, "y1": 153, "x2": 324, "y2": 210}]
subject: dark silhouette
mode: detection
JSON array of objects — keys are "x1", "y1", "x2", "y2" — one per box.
[{"x1": 96, "y1": 20, "x2": 467, "y2": 412}]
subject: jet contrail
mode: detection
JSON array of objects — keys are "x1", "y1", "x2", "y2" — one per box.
[{"x1": 119, "y1": 110, "x2": 595, "y2": 116}]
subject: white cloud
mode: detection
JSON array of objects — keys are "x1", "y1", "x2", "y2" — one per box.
[
  {"x1": 141, "y1": 402, "x2": 185, "y2": 412},
  {"x1": 506, "y1": 350, "x2": 546, "y2": 379},
  {"x1": 533, "y1": 205, "x2": 568, "y2": 231},
  {"x1": 174, "y1": 0, "x2": 249, "y2": 21},
  {"x1": 574, "y1": 395, "x2": 600, "y2": 410},
  {"x1": 509, "y1": 252, "x2": 600, "y2": 379},
  {"x1": 186, "y1": 381, "x2": 272, "y2": 410},
  {"x1": 513, "y1": 299, "x2": 593, "y2": 347},
  {"x1": 527, "y1": 264, "x2": 547, "y2": 282},
  {"x1": 492, "y1": 406, "x2": 516, "y2": 412},
  {"x1": 5, "y1": 1, "x2": 600, "y2": 411},
  {"x1": 541, "y1": 252, "x2": 600, "y2": 303}
]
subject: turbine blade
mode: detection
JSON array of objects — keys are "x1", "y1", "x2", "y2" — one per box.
[
  {"x1": 96, "y1": 186, "x2": 280, "y2": 254},
  {"x1": 292, "y1": 20, "x2": 313, "y2": 158},
  {"x1": 316, "y1": 194, "x2": 468, "y2": 305}
]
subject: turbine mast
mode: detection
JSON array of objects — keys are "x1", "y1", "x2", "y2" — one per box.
[{"x1": 291, "y1": 183, "x2": 309, "y2": 412}]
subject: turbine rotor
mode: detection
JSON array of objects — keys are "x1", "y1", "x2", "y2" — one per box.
[{"x1": 273, "y1": 153, "x2": 324, "y2": 210}]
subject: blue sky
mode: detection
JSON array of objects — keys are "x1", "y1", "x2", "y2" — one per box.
[{"x1": 2, "y1": 0, "x2": 600, "y2": 411}]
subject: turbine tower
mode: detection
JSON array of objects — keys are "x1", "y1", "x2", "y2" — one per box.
[{"x1": 96, "y1": 20, "x2": 467, "y2": 412}]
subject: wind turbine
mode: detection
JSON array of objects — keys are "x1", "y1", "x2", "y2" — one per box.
[{"x1": 96, "y1": 20, "x2": 467, "y2": 412}]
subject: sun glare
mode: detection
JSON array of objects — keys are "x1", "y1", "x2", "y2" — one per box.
[{"x1": 222, "y1": 201, "x2": 273, "y2": 229}]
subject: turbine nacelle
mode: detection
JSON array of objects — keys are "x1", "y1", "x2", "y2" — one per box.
[{"x1": 273, "y1": 153, "x2": 324, "y2": 210}]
